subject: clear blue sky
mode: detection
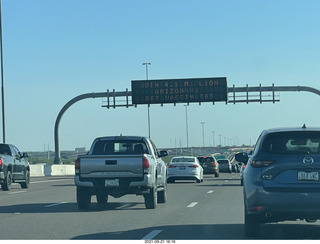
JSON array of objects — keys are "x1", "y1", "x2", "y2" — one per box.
[{"x1": 1, "y1": 0, "x2": 320, "y2": 151}]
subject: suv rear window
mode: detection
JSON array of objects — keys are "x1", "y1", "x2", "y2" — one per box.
[
  {"x1": 92, "y1": 140, "x2": 148, "y2": 155},
  {"x1": 260, "y1": 131, "x2": 320, "y2": 154},
  {"x1": 198, "y1": 157, "x2": 214, "y2": 163},
  {"x1": 218, "y1": 159, "x2": 229, "y2": 164}
]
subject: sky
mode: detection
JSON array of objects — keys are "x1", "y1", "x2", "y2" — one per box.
[{"x1": 1, "y1": 0, "x2": 320, "y2": 152}]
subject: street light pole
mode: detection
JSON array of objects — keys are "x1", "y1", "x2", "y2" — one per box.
[
  {"x1": 201, "y1": 122, "x2": 205, "y2": 148},
  {"x1": 0, "y1": 0, "x2": 5, "y2": 143},
  {"x1": 212, "y1": 131, "x2": 215, "y2": 147},
  {"x1": 142, "y1": 62, "x2": 151, "y2": 138},
  {"x1": 184, "y1": 105, "x2": 189, "y2": 148}
]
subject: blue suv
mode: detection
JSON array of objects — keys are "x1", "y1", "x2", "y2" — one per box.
[{"x1": 236, "y1": 126, "x2": 320, "y2": 237}]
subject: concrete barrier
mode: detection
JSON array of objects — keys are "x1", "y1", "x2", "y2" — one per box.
[
  {"x1": 30, "y1": 164, "x2": 45, "y2": 177},
  {"x1": 30, "y1": 164, "x2": 75, "y2": 177}
]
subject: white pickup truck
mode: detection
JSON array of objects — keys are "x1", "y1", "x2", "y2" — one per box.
[{"x1": 74, "y1": 136, "x2": 168, "y2": 209}]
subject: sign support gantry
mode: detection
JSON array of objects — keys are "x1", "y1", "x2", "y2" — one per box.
[{"x1": 53, "y1": 83, "x2": 320, "y2": 164}]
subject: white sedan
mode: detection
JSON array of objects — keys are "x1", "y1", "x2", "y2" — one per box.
[{"x1": 167, "y1": 156, "x2": 203, "y2": 183}]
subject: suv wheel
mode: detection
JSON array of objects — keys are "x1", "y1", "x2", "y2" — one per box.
[{"x1": 244, "y1": 213, "x2": 260, "y2": 238}]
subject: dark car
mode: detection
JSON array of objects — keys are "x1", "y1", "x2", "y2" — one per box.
[
  {"x1": 217, "y1": 159, "x2": 232, "y2": 173},
  {"x1": 197, "y1": 156, "x2": 219, "y2": 177},
  {"x1": 236, "y1": 126, "x2": 320, "y2": 237}
]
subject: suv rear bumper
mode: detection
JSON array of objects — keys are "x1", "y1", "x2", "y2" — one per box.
[{"x1": 245, "y1": 187, "x2": 320, "y2": 221}]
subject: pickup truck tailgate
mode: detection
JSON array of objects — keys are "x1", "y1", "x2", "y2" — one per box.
[{"x1": 79, "y1": 155, "x2": 144, "y2": 178}]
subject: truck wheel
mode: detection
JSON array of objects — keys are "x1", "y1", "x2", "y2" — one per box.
[
  {"x1": 96, "y1": 193, "x2": 108, "y2": 205},
  {"x1": 2, "y1": 171, "x2": 12, "y2": 191},
  {"x1": 157, "y1": 182, "x2": 167, "y2": 203},
  {"x1": 20, "y1": 170, "x2": 30, "y2": 189},
  {"x1": 77, "y1": 187, "x2": 91, "y2": 209},
  {"x1": 144, "y1": 186, "x2": 157, "y2": 209}
]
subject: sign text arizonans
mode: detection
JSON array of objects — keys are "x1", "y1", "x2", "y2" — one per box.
[{"x1": 131, "y1": 77, "x2": 228, "y2": 105}]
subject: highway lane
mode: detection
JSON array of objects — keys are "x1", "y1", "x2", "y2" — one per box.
[{"x1": 1, "y1": 173, "x2": 320, "y2": 239}]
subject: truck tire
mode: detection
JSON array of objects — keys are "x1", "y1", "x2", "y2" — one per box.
[
  {"x1": 144, "y1": 186, "x2": 157, "y2": 209},
  {"x1": 2, "y1": 171, "x2": 12, "y2": 191},
  {"x1": 77, "y1": 187, "x2": 91, "y2": 209},
  {"x1": 96, "y1": 193, "x2": 108, "y2": 205},
  {"x1": 20, "y1": 170, "x2": 30, "y2": 189},
  {"x1": 157, "y1": 182, "x2": 167, "y2": 203}
]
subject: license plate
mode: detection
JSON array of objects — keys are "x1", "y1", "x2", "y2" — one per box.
[
  {"x1": 298, "y1": 171, "x2": 319, "y2": 181},
  {"x1": 105, "y1": 179, "x2": 119, "y2": 187},
  {"x1": 202, "y1": 165, "x2": 207, "y2": 167},
  {"x1": 179, "y1": 166, "x2": 186, "y2": 170}
]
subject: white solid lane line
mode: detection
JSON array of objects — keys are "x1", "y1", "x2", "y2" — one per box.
[
  {"x1": 44, "y1": 202, "x2": 68, "y2": 208},
  {"x1": 141, "y1": 230, "x2": 162, "y2": 240},
  {"x1": 7, "y1": 191, "x2": 27, "y2": 195}
]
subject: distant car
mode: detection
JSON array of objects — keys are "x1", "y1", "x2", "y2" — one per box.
[
  {"x1": 217, "y1": 159, "x2": 232, "y2": 173},
  {"x1": 197, "y1": 156, "x2": 219, "y2": 177},
  {"x1": 167, "y1": 156, "x2": 203, "y2": 183},
  {"x1": 239, "y1": 162, "x2": 246, "y2": 185},
  {"x1": 231, "y1": 162, "x2": 240, "y2": 173},
  {"x1": 236, "y1": 126, "x2": 320, "y2": 238}
]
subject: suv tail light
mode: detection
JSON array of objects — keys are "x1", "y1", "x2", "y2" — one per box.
[
  {"x1": 212, "y1": 162, "x2": 217, "y2": 166},
  {"x1": 250, "y1": 159, "x2": 274, "y2": 168},
  {"x1": 143, "y1": 156, "x2": 150, "y2": 173}
]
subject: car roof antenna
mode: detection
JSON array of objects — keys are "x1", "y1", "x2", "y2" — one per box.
[{"x1": 302, "y1": 124, "x2": 307, "y2": 129}]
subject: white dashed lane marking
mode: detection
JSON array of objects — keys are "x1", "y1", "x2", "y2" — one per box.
[
  {"x1": 141, "y1": 230, "x2": 162, "y2": 240},
  {"x1": 187, "y1": 202, "x2": 198, "y2": 208}
]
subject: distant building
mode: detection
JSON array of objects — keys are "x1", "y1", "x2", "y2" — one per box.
[{"x1": 75, "y1": 147, "x2": 86, "y2": 153}]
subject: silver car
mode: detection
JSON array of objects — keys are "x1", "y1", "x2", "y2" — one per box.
[
  {"x1": 217, "y1": 159, "x2": 232, "y2": 173},
  {"x1": 236, "y1": 126, "x2": 320, "y2": 237},
  {"x1": 167, "y1": 156, "x2": 203, "y2": 183}
]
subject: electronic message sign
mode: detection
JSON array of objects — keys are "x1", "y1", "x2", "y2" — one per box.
[{"x1": 131, "y1": 77, "x2": 227, "y2": 105}]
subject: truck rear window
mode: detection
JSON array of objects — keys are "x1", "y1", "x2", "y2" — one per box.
[
  {"x1": 91, "y1": 140, "x2": 148, "y2": 155},
  {"x1": 0, "y1": 144, "x2": 12, "y2": 155},
  {"x1": 260, "y1": 131, "x2": 320, "y2": 154}
]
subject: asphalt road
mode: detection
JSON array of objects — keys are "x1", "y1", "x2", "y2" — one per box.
[{"x1": 1, "y1": 173, "x2": 320, "y2": 240}]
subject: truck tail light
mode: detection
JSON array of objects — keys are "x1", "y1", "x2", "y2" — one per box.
[
  {"x1": 212, "y1": 162, "x2": 217, "y2": 166},
  {"x1": 75, "y1": 158, "x2": 80, "y2": 174},
  {"x1": 0, "y1": 158, "x2": 2, "y2": 166},
  {"x1": 143, "y1": 156, "x2": 150, "y2": 173}
]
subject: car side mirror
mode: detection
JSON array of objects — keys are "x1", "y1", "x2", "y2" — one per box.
[
  {"x1": 235, "y1": 152, "x2": 249, "y2": 164},
  {"x1": 22, "y1": 152, "x2": 29, "y2": 158},
  {"x1": 159, "y1": 150, "x2": 168, "y2": 158}
]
